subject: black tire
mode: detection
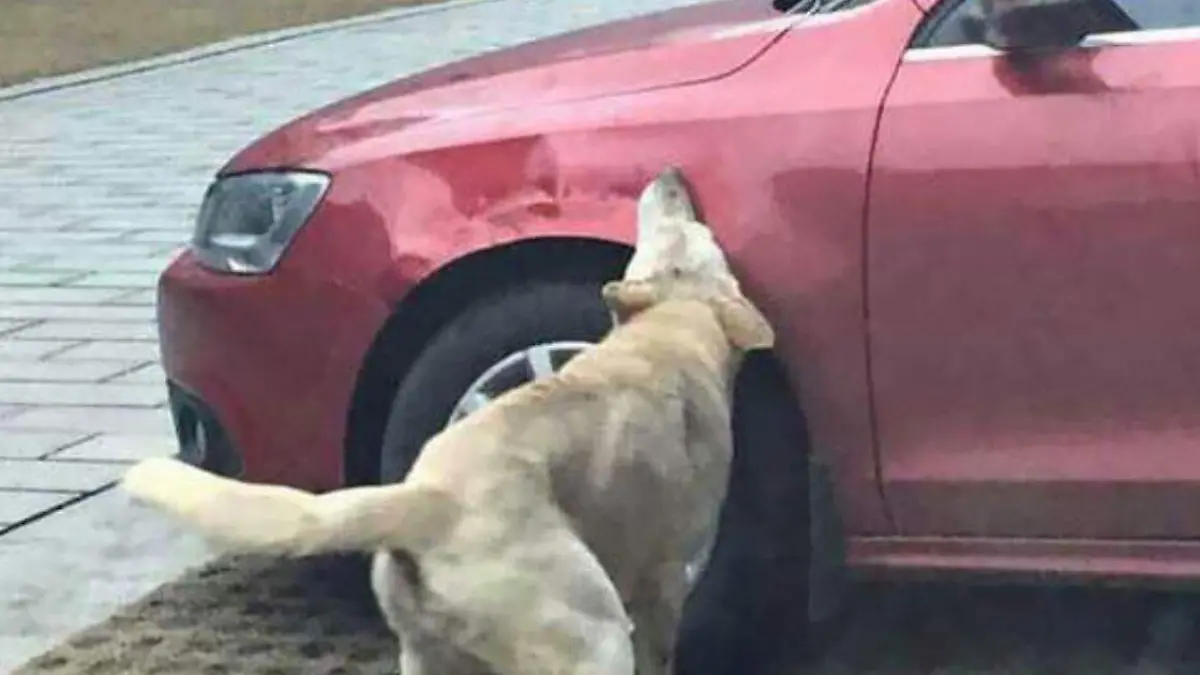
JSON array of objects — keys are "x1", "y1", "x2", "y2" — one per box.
[
  {"x1": 377, "y1": 282, "x2": 812, "y2": 674},
  {"x1": 378, "y1": 281, "x2": 612, "y2": 482},
  {"x1": 674, "y1": 350, "x2": 812, "y2": 675}
]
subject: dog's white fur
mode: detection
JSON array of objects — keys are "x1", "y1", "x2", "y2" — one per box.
[{"x1": 121, "y1": 166, "x2": 774, "y2": 675}]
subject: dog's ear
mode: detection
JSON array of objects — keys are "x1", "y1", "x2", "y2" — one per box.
[
  {"x1": 602, "y1": 280, "x2": 659, "y2": 323},
  {"x1": 713, "y1": 296, "x2": 775, "y2": 352}
]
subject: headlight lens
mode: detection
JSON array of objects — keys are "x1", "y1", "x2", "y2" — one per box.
[{"x1": 191, "y1": 171, "x2": 330, "y2": 274}]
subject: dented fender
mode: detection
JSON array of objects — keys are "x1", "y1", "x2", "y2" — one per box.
[{"x1": 275, "y1": 133, "x2": 736, "y2": 310}]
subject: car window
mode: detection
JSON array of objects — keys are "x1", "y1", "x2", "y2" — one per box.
[
  {"x1": 822, "y1": 0, "x2": 882, "y2": 11},
  {"x1": 916, "y1": 0, "x2": 1200, "y2": 49},
  {"x1": 1117, "y1": 0, "x2": 1200, "y2": 30},
  {"x1": 775, "y1": 0, "x2": 881, "y2": 13}
]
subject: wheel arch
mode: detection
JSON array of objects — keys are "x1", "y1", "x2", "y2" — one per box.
[
  {"x1": 342, "y1": 235, "x2": 632, "y2": 487},
  {"x1": 340, "y1": 234, "x2": 846, "y2": 621}
]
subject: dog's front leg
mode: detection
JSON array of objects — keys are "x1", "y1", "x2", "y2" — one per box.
[
  {"x1": 629, "y1": 561, "x2": 688, "y2": 675},
  {"x1": 398, "y1": 639, "x2": 428, "y2": 675}
]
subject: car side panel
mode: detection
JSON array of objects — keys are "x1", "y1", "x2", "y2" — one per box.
[
  {"x1": 868, "y1": 33, "x2": 1200, "y2": 538},
  {"x1": 174, "y1": 0, "x2": 922, "y2": 523},
  {"x1": 274, "y1": 0, "x2": 922, "y2": 532}
]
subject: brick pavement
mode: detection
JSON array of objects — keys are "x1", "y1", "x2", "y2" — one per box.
[{"x1": 0, "y1": 0, "x2": 706, "y2": 669}]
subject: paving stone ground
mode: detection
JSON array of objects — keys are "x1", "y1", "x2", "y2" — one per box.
[
  {"x1": 0, "y1": 0, "x2": 705, "y2": 531},
  {"x1": 0, "y1": 0, "x2": 703, "y2": 670}
]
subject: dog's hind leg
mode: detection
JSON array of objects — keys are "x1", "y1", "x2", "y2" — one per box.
[
  {"x1": 629, "y1": 560, "x2": 688, "y2": 675},
  {"x1": 569, "y1": 618, "x2": 637, "y2": 675}
]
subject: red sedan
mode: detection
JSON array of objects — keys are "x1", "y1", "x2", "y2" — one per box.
[{"x1": 157, "y1": 0, "x2": 1200, "y2": 666}]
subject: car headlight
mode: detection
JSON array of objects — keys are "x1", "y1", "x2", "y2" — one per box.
[{"x1": 190, "y1": 171, "x2": 330, "y2": 274}]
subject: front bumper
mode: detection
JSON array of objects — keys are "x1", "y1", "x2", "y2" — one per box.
[
  {"x1": 156, "y1": 250, "x2": 392, "y2": 491},
  {"x1": 167, "y1": 381, "x2": 244, "y2": 478}
]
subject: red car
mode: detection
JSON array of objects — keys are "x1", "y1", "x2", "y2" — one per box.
[{"x1": 157, "y1": 0, "x2": 1200, "y2": 666}]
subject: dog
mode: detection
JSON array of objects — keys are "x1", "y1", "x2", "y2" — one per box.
[{"x1": 120, "y1": 165, "x2": 775, "y2": 675}]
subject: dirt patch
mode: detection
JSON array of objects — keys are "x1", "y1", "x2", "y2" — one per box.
[
  {"x1": 13, "y1": 553, "x2": 1200, "y2": 674},
  {"x1": 0, "y1": 0, "x2": 442, "y2": 87},
  {"x1": 13, "y1": 555, "x2": 396, "y2": 675}
]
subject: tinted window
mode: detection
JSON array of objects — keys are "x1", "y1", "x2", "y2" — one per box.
[
  {"x1": 1116, "y1": 0, "x2": 1200, "y2": 30},
  {"x1": 919, "y1": 0, "x2": 1200, "y2": 49},
  {"x1": 825, "y1": 0, "x2": 882, "y2": 11},
  {"x1": 776, "y1": 0, "x2": 881, "y2": 13}
]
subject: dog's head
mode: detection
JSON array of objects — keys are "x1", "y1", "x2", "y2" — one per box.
[{"x1": 603, "y1": 166, "x2": 775, "y2": 352}]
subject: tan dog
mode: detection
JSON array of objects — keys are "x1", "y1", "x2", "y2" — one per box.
[{"x1": 121, "y1": 166, "x2": 774, "y2": 675}]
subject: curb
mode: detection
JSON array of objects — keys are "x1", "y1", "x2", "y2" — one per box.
[{"x1": 0, "y1": 0, "x2": 503, "y2": 103}]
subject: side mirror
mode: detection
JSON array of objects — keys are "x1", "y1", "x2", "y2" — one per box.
[{"x1": 961, "y1": 0, "x2": 1098, "y2": 55}]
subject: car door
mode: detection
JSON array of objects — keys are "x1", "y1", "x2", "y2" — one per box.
[{"x1": 866, "y1": 0, "x2": 1200, "y2": 539}]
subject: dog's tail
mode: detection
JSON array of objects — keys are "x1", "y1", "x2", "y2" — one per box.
[{"x1": 120, "y1": 458, "x2": 459, "y2": 556}]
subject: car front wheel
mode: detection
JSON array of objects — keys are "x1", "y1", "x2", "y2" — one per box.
[{"x1": 378, "y1": 280, "x2": 611, "y2": 484}]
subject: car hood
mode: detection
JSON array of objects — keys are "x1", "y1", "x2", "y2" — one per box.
[{"x1": 224, "y1": 1, "x2": 788, "y2": 171}]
